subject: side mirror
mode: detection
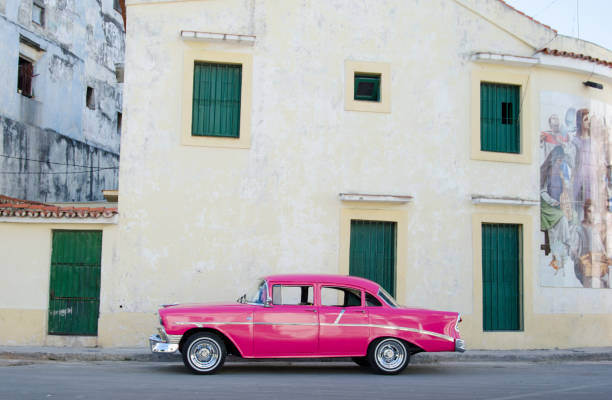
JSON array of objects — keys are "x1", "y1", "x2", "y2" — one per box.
[{"x1": 264, "y1": 298, "x2": 273, "y2": 307}]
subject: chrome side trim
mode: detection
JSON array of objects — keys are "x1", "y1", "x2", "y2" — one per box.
[
  {"x1": 175, "y1": 321, "x2": 455, "y2": 342},
  {"x1": 176, "y1": 321, "x2": 253, "y2": 328},
  {"x1": 333, "y1": 310, "x2": 345, "y2": 324},
  {"x1": 177, "y1": 321, "x2": 320, "y2": 327},
  {"x1": 255, "y1": 322, "x2": 319, "y2": 326},
  {"x1": 320, "y1": 323, "x2": 454, "y2": 342}
]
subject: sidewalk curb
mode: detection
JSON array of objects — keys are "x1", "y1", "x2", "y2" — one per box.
[{"x1": 1, "y1": 347, "x2": 611, "y2": 364}]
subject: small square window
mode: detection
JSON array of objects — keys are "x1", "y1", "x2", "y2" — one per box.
[
  {"x1": 354, "y1": 74, "x2": 381, "y2": 102},
  {"x1": 344, "y1": 60, "x2": 390, "y2": 113},
  {"x1": 32, "y1": 3, "x2": 45, "y2": 26},
  {"x1": 17, "y1": 57, "x2": 34, "y2": 97},
  {"x1": 480, "y1": 82, "x2": 520, "y2": 154},
  {"x1": 86, "y1": 86, "x2": 95, "y2": 110}
]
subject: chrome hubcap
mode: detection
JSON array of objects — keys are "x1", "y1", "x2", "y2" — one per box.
[
  {"x1": 189, "y1": 338, "x2": 220, "y2": 371},
  {"x1": 375, "y1": 340, "x2": 406, "y2": 371}
]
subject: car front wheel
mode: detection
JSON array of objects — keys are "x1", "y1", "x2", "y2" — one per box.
[
  {"x1": 367, "y1": 338, "x2": 409, "y2": 375},
  {"x1": 182, "y1": 332, "x2": 227, "y2": 374}
]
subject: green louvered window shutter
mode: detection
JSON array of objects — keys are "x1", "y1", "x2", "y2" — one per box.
[
  {"x1": 48, "y1": 230, "x2": 102, "y2": 336},
  {"x1": 192, "y1": 62, "x2": 242, "y2": 138},
  {"x1": 480, "y1": 82, "x2": 520, "y2": 153},
  {"x1": 354, "y1": 74, "x2": 381, "y2": 102},
  {"x1": 482, "y1": 223, "x2": 522, "y2": 331},
  {"x1": 349, "y1": 220, "x2": 396, "y2": 296}
]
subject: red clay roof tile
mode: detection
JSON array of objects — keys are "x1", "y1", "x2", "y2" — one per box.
[
  {"x1": 539, "y1": 48, "x2": 612, "y2": 69},
  {"x1": 0, "y1": 195, "x2": 118, "y2": 219}
]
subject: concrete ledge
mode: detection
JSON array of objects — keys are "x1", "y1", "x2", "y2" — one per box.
[{"x1": 1, "y1": 346, "x2": 611, "y2": 364}]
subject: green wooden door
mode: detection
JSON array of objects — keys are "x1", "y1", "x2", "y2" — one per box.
[
  {"x1": 349, "y1": 220, "x2": 396, "y2": 296},
  {"x1": 482, "y1": 223, "x2": 522, "y2": 331},
  {"x1": 48, "y1": 230, "x2": 102, "y2": 336}
]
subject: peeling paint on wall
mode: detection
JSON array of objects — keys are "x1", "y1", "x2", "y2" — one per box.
[
  {"x1": 0, "y1": 0, "x2": 125, "y2": 201},
  {"x1": 0, "y1": 115, "x2": 119, "y2": 202}
]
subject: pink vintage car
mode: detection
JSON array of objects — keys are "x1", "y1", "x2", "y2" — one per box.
[{"x1": 149, "y1": 274, "x2": 465, "y2": 374}]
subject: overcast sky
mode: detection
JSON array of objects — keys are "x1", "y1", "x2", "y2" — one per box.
[{"x1": 503, "y1": 0, "x2": 612, "y2": 51}]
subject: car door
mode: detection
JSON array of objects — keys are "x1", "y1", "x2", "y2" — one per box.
[
  {"x1": 317, "y1": 285, "x2": 369, "y2": 356},
  {"x1": 253, "y1": 283, "x2": 318, "y2": 356}
]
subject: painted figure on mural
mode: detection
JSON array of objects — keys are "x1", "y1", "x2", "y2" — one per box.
[
  {"x1": 540, "y1": 114, "x2": 569, "y2": 159},
  {"x1": 540, "y1": 146, "x2": 572, "y2": 278},
  {"x1": 571, "y1": 109, "x2": 595, "y2": 220},
  {"x1": 539, "y1": 93, "x2": 612, "y2": 289},
  {"x1": 571, "y1": 200, "x2": 610, "y2": 288}
]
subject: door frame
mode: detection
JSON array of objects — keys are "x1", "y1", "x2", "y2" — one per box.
[
  {"x1": 472, "y1": 213, "x2": 533, "y2": 340},
  {"x1": 48, "y1": 229, "x2": 103, "y2": 336},
  {"x1": 339, "y1": 207, "x2": 408, "y2": 304}
]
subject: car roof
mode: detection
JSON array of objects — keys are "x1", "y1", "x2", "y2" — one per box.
[{"x1": 263, "y1": 274, "x2": 380, "y2": 292}]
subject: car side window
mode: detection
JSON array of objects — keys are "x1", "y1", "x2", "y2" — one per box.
[
  {"x1": 365, "y1": 292, "x2": 382, "y2": 307},
  {"x1": 321, "y1": 286, "x2": 362, "y2": 307},
  {"x1": 272, "y1": 285, "x2": 313, "y2": 305}
]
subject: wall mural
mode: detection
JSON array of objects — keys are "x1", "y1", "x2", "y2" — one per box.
[{"x1": 540, "y1": 92, "x2": 612, "y2": 289}]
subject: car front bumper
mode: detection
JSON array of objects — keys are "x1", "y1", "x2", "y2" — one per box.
[
  {"x1": 455, "y1": 339, "x2": 466, "y2": 352},
  {"x1": 149, "y1": 329, "x2": 179, "y2": 353}
]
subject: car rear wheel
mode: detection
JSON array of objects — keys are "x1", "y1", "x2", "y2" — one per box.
[
  {"x1": 367, "y1": 338, "x2": 409, "y2": 375},
  {"x1": 182, "y1": 332, "x2": 227, "y2": 374}
]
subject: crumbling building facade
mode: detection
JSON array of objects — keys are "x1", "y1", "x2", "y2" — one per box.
[{"x1": 0, "y1": 0, "x2": 125, "y2": 202}]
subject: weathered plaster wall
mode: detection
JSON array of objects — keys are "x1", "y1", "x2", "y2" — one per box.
[
  {"x1": 0, "y1": 222, "x2": 117, "y2": 346},
  {"x1": 0, "y1": 0, "x2": 124, "y2": 201},
  {"x1": 0, "y1": 116, "x2": 119, "y2": 202},
  {"x1": 115, "y1": 0, "x2": 611, "y2": 348}
]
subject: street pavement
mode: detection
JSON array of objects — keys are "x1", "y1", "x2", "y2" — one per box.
[
  {"x1": 1, "y1": 345, "x2": 612, "y2": 363},
  {"x1": 1, "y1": 359, "x2": 612, "y2": 399}
]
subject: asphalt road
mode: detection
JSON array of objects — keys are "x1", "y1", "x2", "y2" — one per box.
[{"x1": 1, "y1": 359, "x2": 611, "y2": 400}]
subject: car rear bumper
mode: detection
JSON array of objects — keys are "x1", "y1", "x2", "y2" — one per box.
[{"x1": 455, "y1": 338, "x2": 466, "y2": 353}]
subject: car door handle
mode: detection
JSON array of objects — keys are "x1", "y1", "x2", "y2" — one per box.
[{"x1": 305, "y1": 309, "x2": 317, "y2": 312}]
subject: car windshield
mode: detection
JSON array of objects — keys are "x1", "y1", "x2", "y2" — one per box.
[
  {"x1": 239, "y1": 279, "x2": 267, "y2": 305},
  {"x1": 378, "y1": 287, "x2": 399, "y2": 308}
]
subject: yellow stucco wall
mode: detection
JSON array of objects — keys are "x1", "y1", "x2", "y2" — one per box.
[{"x1": 0, "y1": 222, "x2": 117, "y2": 346}]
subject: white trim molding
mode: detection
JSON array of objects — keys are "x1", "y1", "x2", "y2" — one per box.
[
  {"x1": 180, "y1": 30, "x2": 255, "y2": 45},
  {"x1": 471, "y1": 195, "x2": 539, "y2": 207},
  {"x1": 339, "y1": 193, "x2": 413, "y2": 203},
  {"x1": 472, "y1": 52, "x2": 612, "y2": 81},
  {"x1": 471, "y1": 52, "x2": 539, "y2": 67}
]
